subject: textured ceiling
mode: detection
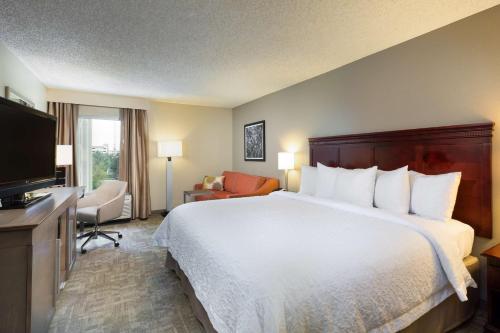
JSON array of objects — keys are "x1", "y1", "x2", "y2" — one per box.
[{"x1": 1, "y1": 1, "x2": 499, "y2": 108}]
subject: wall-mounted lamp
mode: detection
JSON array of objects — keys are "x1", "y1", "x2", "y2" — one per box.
[
  {"x1": 158, "y1": 141, "x2": 183, "y2": 216},
  {"x1": 278, "y1": 152, "x2": 294, "y2": 191}
]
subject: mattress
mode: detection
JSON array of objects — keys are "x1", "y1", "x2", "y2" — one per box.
[{"x1": 153, "y1": 191, "x2": 477, "y2": 333}]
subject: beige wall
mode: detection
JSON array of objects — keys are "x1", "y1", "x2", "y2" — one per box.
[
  {"x1": 233, "y1": 5, "x2": 500, "y2": 284},
  {"x1": 149, "y1": 101, "x2": 233, "y2": 210},
  {"x1": 0, "y1": 42, "x2": 46, "y2": 111}
]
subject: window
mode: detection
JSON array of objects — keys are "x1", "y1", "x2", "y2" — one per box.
[{"x1": 77, "y1": 106, "x2": 121, "y2": 190}]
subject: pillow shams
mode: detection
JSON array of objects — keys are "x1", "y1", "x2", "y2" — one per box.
[
  {"x1": 312, "y1": 162, "x2": 460, "y2": 220},
  {"x1": 374, "y1": 166, "x2": 410, "y2": 214},
  {"x1": 299, "y1": 165, "x2": 317, "y2": 195},
  {"x1": 410, "y1": 172, "x2": 461, "y2": 221},
  {"x1": 315, "y1": 163, "x2": 378, "y2": 207},
  {"x1": 332, "y1": 166, "x2": 378, "y2": 207},
  {"x1": 315, "y1": 163, "x2": 338, "y2": 198}
]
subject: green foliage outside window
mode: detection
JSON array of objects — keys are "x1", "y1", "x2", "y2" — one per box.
[{"x1": 92, "y1": 151, "x2": 119, "y2": 189}]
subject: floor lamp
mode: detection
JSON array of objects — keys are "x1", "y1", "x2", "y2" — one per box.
[
  {"x1": 278, "y1": 152, "x2": 294, "y2": 191},
  {"x1": 158, "y1": 141, "x2": 183, "y2": 217}
]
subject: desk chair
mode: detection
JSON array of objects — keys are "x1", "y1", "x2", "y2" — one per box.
[{"x1": 77, "y1": 180, "x2": 128, "y2": 254}]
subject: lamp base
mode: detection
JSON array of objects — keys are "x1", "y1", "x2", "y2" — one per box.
[
  {"x1": 161, "y1": 210, "x2": 170, "y2": 217},
  {"x1": 55, "y1": 166, "x2": 67, "y2": 186}
]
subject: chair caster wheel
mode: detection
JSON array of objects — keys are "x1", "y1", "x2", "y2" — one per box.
[
  {"x1": 118, "y1": 234, "x2": 123, "y2": 239},
  {"x1": 81, "y1": 249, "x2": 87, "y2": 254},
  {"x1": 114, "y1": 242, "x2": 120, "y2": 247}
]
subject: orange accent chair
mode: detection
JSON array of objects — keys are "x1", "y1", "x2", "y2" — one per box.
[{"x1": 194, "y1": 171, "x2": 280, "y2": 201}]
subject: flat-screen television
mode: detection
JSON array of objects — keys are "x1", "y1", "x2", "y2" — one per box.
[{"x1": 0, "y1": 96, "x2": 57, "y2": 204}]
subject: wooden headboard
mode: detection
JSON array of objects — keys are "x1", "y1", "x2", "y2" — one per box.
[{"x1": 309, "y1": 123, "x2": 494, "y2": 238}]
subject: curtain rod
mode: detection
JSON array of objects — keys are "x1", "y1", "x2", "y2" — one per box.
[
  {"x1": 48, "y1": 101, "x2": 147, "y2": 110},
  {"x1": 78, "y1": 103, "x2": 123, "y2": 110},
  {"x1": 77, "y1": 103, "x2": 147, "y2": 111}
]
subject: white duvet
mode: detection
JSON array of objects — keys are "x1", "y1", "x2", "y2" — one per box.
[{"x1": 153, "y1": 192, "x2": 476, "y2": 333}]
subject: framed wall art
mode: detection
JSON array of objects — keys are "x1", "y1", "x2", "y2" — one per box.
[{"x1": 244, "y1": 120, "x2": 265, "y2": 161}]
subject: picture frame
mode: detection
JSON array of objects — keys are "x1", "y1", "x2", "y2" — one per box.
[
  {"x1": 5, "y1": 86, "x2": 35, "y2": 108},
  {"x1": 244, "y1": 120, "x2": 265, "y2": 161}
]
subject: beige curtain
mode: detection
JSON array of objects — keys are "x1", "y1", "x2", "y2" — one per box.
[
  {"x1": 47, "y1": 102, "x2": 79, "y2": 186},
  {"x1": 119, "y1": 108, "x2": 151, "y2": 219}
]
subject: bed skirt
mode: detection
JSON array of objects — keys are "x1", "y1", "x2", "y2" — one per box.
[
  {"x1": 166, "y1": 251, "x2": 217, "y2": 333},
  {"x1": 166, "y1": 251, "x2": 479, "y2": 333}
]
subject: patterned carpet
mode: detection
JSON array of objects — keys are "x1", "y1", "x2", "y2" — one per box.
[
  {"x1": 49, "y1": 214, "x2": 203, "y2": 333},
  {"x1": 49, "y1": 214, "x2": 485, "y2": 333}
]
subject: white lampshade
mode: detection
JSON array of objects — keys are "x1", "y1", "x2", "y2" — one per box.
[
  {"x1": 158, "y1": 141, "x2": 183, "y2": 158},
  {"x1": 56, "y1": 145, "x2": 73, "y2": 166},
  {"x1": 278, "y1": 152, "x2": 294, "y2": 170}
]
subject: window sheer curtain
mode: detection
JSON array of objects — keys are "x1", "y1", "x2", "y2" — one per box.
[
  {"x1": 76, "y1": 118, "x2": 92, "y2": 190},
  {"x1": 47, "y1": 102, "x2": 79, "y2": 186},
  {"x1": 119, "y1": 108, "x2": 151, "y2": 219}
]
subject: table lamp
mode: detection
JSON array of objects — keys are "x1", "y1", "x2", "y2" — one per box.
[
  {"x1": 56, "y1": 145, "x2": 73, "y2": 186},
  {"x1": 278, "y1": 152, "x2": 294, "y2": 191},
  {"x1": 158, "y1": 140, "x2": 183, "y2": 216}
]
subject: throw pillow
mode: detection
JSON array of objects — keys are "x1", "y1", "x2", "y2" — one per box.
[{"x1": 202, "y1": 176, "x2": 225, "y2": 190}]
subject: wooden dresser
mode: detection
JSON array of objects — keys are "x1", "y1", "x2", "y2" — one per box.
[{"x1": 0, "y1": 188, "x2": 78, "y2": 333}]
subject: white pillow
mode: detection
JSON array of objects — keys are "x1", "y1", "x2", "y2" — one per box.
[
  {"x1": 315, "y1": 163, "x2": 338, "y2": 198},
  {"x1": 299, "y1": 165, "x2": 317, "y2": 195},
  {"x1": 410, "y1": 172, "x2": 461, "y2": 221},
  {"x1": 332, "y1": 166, "x2": 378, "y2": 207},
  {"x1": 409, "y1": 170, "x2": 424, "y2": 189},
  {"x1": 408, "y1": 170, "x2": 424, "y2": 213},
  {"x1": 374, "y1": 166, "x2": 410, "y2": 214}
]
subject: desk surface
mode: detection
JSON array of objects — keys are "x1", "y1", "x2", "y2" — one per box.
[{"x1": 0, "y1": 187, "x2": 78, "y2": 231}]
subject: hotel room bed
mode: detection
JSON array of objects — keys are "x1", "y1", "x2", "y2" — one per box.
[
  {"x1": 153, "y1": 192, "x2": 477, "y2": 333},
  {"x1": 153, "y1": 123, "x2": 492, "y2": 333}
]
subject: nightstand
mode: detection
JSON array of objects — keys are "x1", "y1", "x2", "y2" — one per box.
[{"x1": 482, "y1": 243, "x2": 500, "y2": 333}]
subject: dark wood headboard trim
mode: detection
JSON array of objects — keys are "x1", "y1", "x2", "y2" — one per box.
[
  {"x1": 309, "y1": 122, "x2": 493, "y2": 238},
  {"x1": 309, "y1": 123, "x2": 493, "y2": 144}
]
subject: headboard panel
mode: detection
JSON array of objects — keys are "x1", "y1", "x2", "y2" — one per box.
[{"x1": 309, "y1": 123, "x2": 494, "y2": 238}]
